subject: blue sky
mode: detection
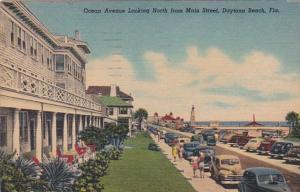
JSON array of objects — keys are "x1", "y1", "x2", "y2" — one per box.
[{"x1": 25, "y1": 1, "x2": 300, "y2": 120}]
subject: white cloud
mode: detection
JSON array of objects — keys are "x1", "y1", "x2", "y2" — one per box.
[{"x1": 86, "y1": 46, "x2": 300, "y2": 121}]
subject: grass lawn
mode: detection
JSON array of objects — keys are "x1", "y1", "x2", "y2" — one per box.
[{"x1": 102, "y1": 132, "x2": 196, "y2": 192}]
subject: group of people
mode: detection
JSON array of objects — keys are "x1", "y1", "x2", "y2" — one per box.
[
  {"x1": 171, "y1": 143, "x2": 184, "y2": 162},
  {"x1": 171, "y1": 144, "x2": 205, "y2": 178}
]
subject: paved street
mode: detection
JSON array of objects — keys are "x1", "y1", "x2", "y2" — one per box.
[{"x1": 150, "y1": 133, "x2": 238, "y2": 192}]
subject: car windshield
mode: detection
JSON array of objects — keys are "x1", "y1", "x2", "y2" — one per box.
[
  {"x1": 258, "y1": 174, "x2": 285, "y2": 184},
  {"x1": 165, "y1": 133, "x2": 177, "y2": 137},
  {"x1": 221, "y1": 159, "x2": 239, "y2": 165},
  {"x1": 184, "y1": 143, "x2": 198, "y2": 149}
]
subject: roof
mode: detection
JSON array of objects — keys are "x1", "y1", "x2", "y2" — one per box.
[
  {"x1": 97, "y1": 96, "x2": 133, "y2": 107},
  {"x1": 86, "y1": 86, "x2": 133, "y2": 100},
  {"x1": 245, "y1": 167, "x2": 282, "y2": 175},
  {"x1": 161, "y1": 115, "x2": 176, "y2": 121}
]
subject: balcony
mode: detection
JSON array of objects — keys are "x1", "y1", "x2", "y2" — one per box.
[{"x1": 0, "y1": 61, "x2": 101, "y2": 111}]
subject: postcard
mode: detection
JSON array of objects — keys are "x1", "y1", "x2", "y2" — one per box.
[{"x1": 0, "y1": 0, "x2": 299, "y2": 192}]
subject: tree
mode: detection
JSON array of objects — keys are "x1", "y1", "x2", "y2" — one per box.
[
  {"x1": 134, "y1": 108, "x2": 148, "y2": 130},
  {"x1": 105, "y1": 123, "x2": 128, "y2": 149},
  {"x1": 285, "y1": 111, "x2": 300, "y2": 136},
  {"x1": 79, "y1": 126, "x2": 109, "y2": 150}
]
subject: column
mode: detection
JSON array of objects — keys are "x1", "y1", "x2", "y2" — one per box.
[
  {"x1": 51, "y1": 112, "x2": 57, "y2": 157},
  {"x1": 98, "y1": 117, "x2": 101, "y2": 128},
  {"x1": 89, "y1": 115, "x2": 92, "y2": 127},
  {"x1": 63, "y1": 113, "x2": 68, "y2": 151},
  {"x1": 72, "y1": 114, "x2": 76, "y2": 150},
  {"x1": 85, "y1": 115, "x2": 88, "y2": 129},
  {"x1": 35, "y1": 111, "x2": 42, "y2": 161},
  {"x1": 78, "y1": 115, "x2": 83, "y2": 132},
  {"x1": 12, "y1": 108, "x2": 20, "y2": 157}
]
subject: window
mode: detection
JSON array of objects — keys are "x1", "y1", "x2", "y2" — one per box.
[
  {"x1": 119, "y1": 107, "x2": 128, "y2": 115},
  {"x1": 109, "y1": 108, "x2": 114, "y2": 115},
  {"x1": 0, "y1": 116, "x2": 7, "y2": 147},
  {"x1": 10, "y1": 21, "x2": 14, "y2": 45},
  {"x1": 67, "y1": 115, "x2": 72, "y2": 137},
  {"x1": 55, "y1": 54, "x2": 65, "y2": 71},
  {"x1": 19, "y1": 112, "x2": 28, "y2": 143},
  {"x1": 49, "y1": 52, "x2": 53, "y2": 70},
  {"x1": 30, "y1": 37, "x2": 33, "y2": 56},
  {"x1": 22, "y1": 30, "x2": 26, "y2": 51},
  {"x1": 17, "y1": 26, "x2": 21, "y2": 49},
  {"x1": 41, "y1": 46, "x2": 44, "y2": 64},
  {"x1": 33, "y1": 39, "x2": 37, "y2": 58}
]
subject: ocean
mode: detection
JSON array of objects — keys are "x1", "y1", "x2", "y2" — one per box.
[{"x1": 194, "y1": 121, "x2": 288, "y2": 127}]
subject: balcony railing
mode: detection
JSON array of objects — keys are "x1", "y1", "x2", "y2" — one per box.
[{"x1": 0, "y1": 61, "x2": 101, "y2": 111}]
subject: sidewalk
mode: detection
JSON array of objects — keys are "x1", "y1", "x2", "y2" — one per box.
[{"x1": 150, "y1": 134, "x2": 237, "y2": 192}]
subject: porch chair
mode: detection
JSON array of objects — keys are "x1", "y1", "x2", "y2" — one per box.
[{"x1": 56, "y1": 147, "x2": 76, "y2": 165}]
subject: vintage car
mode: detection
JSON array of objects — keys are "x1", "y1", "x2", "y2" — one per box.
[
  {"x1": 244, "y1": 138, "x2": 265, "y2": 152},
  {"x1": 228, "y1": 135, "x2": 250, "y2": 147},
  {"x1": 182, "y1": 141, "x2": 201, "y2": 160},
  {"x1": 198, "y1": 146, "x2": 215, "y2": 171},
  {"x1": 164, "y1": 133, "x2": 179, "y2": 146},
  {"x1": 238, "y1": 167, "x2": 291, "y2": 192},
  {"x1": 191, "y1": 134, "x2": 204, "y2": 144},
  {"x1": 220, "y1": 132, "x2": 237, "y2": 144},
  {"x1": 284, "y1": 145, "x2": 300, "y2": 164},
  {"x1": 269, "y1": 142, "x2": 293, "y2": 159},
  {"x1": 210, "y1": 155, "x2": 243, "y2": 185},
  {"x1": 206, "y1": 134, "x2": 217, "y2": 146},
  {"x1": 257, "y1": 139, "x2": 277, "y2": 155},
  {"x1": 237, "y1": 136, "x2": 255, "y2": 149}
]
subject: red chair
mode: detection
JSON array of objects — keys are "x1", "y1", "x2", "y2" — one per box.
[
  {"x1": 56, "y1": 147, "x2": 75, "y2": 164},
  {"x1": 86, "y1": 144, "x2": 97, "y2": 152},
  {"x1": 75, "y1": 144, "x2": 87, "y2": 156},
  {"x1": 32, "y1": 157, "x2": 40, "y2": 165}
]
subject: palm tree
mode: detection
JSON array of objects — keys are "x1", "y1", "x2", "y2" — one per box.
[
  {"x1": 285, "y1": 111, "x2": 299, "y2": 135},
  {"x1": 134, "y1": 108, "x2": 148, "y2": 130}
]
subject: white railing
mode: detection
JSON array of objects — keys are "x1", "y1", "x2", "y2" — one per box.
[{"x1": 0, "y1": 62, "x2": 101, "y2": 111}]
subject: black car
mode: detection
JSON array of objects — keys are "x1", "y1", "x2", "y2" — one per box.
[
  {"x1": 198, "y1": 146, "x2": 215, "y2": 171},
  {"x1": 269, "y1": 142, "x2": 293, "y2": 159},
  {"x1": 164, "y1": 133, "x2": 179, "y2": 146},
  {"x1": 180, "y1": 126, "x2": 196, "y2": 134},
  {"x1": 182, "y1": 141, "x2": 201, "y2": 160},
  {"x1": 238, "y1": 167, "x2": 291, "y2": 192}
]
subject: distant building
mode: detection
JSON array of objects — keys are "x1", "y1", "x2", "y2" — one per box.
[
  {"x1": 190, "y1": 105, "x2": 196, "y2": 127},
  {"x1": 86, "y1": 85, "x2": 134, "y2": 134},
  {"x1": 160, "y1": 112, "x2": 184, "y2": 129},
  {"x1": 245, "y1": 114, "x2": 264, "y2": 127}
]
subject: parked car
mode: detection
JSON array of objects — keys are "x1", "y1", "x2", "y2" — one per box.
[
  {"x1": 238, "y1": 136, "x2": 255, "y2": 149},
  {"x1": 164, "y1": 133, "x2": 179, "y2": 146},
  {"x1": 202, "y1": 131, "x2": 216, "y2": 141},
  {"x1": 228, "y1": 135, "x2": 246, "y2": 147},
  {"x1": 207, "y1": 134, "x2": 217, "y2": 146},
  {"x1": 220, "y1": 132, "x2": 236, "y2": 144},
  {"x1": 244, "y1": 138, "x2": 265, "y2": 152},
  {"x1": 270, "y1": 142, "x2": 293, "y2": 159},
  {"x1": 238, "y1": 167, "x2": 291, "y2": 192},
  {"x1": 182, "y1": 141, "x2": 201, "y2": 160},
  {"x1": 257, "y1": 139, "x2": 277, "y2": 155},
  {"x1": 199, "y1": 146, "x2": 215, "y2": 171},
  {"x1": 191, "y1": 134, "x2": 204, "y2": 144},
  {"x1": 284, "y1": 145, "x2": 300, "y2": 164},
  {"x1": 210, "y1": 155, "x2": 243, "y2": 185},
  {"x1": 179, "y1": 126, "x2": 196, "y2": 134}
]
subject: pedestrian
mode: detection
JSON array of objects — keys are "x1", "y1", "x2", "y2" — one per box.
[
  {"x1": 191, "y1": 155, "x2": 199, "y2": 177},
  {"x1": 177, "y1": 143, "x2": 183, "y2": 161},
  {"x1": 198, "y1": 152, "x2": 205, "y2": 178},
  {"x1": 172, "y1": 144, "x2": 178, "y2": 162},
  {"x1": 157, "y1": 131, "x2": 160, "y2": 142}
]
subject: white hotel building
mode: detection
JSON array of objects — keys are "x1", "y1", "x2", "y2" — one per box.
[{"x1": 0, "y1": 1, "x2": 103, "y2": 161}]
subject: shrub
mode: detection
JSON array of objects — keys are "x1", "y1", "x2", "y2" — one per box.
[{"x1": 73, "y1": 152, "x2": 110, "y2": 192}]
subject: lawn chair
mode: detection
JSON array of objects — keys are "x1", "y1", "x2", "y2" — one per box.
[{"x1": 56, "y1": 147, "x2": 75, "y2": 165}]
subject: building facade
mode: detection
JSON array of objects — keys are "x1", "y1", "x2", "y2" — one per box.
[
  {"x1": 86, "y1": 85, "x2": 134, "y2": 134},
  {"x1": 0, "y1": 1, "x2": 103, "y2": 161}
]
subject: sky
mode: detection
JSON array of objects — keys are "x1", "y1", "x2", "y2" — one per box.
[{"x1": 25, "y1": 0, "x2": 300, "y2": 121}]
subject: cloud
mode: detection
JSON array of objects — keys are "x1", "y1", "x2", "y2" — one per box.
[{"x1": 86, "y1": 46, "x2": 300, "y2": 121}]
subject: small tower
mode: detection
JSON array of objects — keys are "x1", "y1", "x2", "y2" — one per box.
[{"x1": 190, "y1": 105, "x2": 195, "y2": 127}]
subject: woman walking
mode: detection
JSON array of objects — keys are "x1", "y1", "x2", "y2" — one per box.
[
  {"x1": 172, "y1": 145, "x2": 178, "y2": 162},
  {"x1": 191, "y1": 155, "x2": 199, "y2": 177},
  {"x1": 198, "y1": 152, "x2": 205, "y2": 178}
]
